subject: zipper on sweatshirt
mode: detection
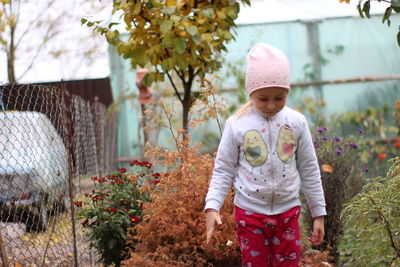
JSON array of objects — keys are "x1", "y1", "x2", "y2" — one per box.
[{"x1": 266, "y1": 117, "x2": 275, "y2": 213}]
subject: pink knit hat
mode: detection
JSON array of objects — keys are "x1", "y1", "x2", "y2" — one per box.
[{"x1": 245, "y1": 43, "x2": 291, "y2": 95}]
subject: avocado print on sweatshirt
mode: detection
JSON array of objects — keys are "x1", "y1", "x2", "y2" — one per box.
[
  {"x1": 276, "y1": 124, "x2": 297, "y2": 163},
  {"x1": 243, "y1": 130, "x2": 268, "y2": 173}
]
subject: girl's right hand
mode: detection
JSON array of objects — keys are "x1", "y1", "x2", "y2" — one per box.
[{"x1": 205, "y1": 209, "x2": 222, "y2": 245}]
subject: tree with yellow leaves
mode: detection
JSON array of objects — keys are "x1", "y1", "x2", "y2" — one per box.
[{"x1": 84, "y1": 0, "x2": 250, "y2": 133}]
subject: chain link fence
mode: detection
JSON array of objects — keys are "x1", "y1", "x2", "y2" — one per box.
[{"x1": 0, "y1": 83, "x2": 117, "y2": 266}]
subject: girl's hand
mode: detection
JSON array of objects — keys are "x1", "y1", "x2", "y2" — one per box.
[
  {"x1": 308, "y1": 216, "x2": 324, "y2": 246},
  {"x1": 205, "y1": 209, "x2": 222, "y2": 245}
]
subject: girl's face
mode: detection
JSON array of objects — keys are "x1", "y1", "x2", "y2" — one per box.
[{"x1": 250, "y1": 87, "x2": 288, "y2": 118}]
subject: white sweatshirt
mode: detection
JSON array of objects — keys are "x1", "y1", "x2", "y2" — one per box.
[{"x1": 205, "y1": 106, "x2": 326, "y2": 218}]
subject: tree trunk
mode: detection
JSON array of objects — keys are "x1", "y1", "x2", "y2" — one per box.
[
  {"x1": 181, "y1": 67, "x2": 195, "y2": 139},
  {"x1": 7, "y1": 21, "x2": 17, "y2": 83},
  {"x1": 182, "y1": 82, "x2": 191, "y2": 136}
]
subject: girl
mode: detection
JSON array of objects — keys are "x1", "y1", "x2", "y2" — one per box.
[{"x1": 205, "y1": 43, "x2": 326, "y2": 267}]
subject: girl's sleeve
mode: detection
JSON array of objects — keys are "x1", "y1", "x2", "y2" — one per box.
[
  {"x1": 296, "y1": 115, "x2": 327, "y2": 218},
  {"x1": 205, "y1": 118, "x2": 238, "y2": 212}
]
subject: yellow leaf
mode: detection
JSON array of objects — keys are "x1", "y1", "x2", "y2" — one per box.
[
  {"x1": 133, "y1": 2, "x2": 142, "y2": 15},
  {"x1": 338, "y1": 0, "x2": 350, "y2": 3},
  {"x1": 124, "y1": 13, "x2": 133, "y2": 25},
  {"x1": 201, "y1": 33, "x2": 213, "y2": 42},
  {"x1": 15, "y1": 263, "x2": 23, "y2": 267},
  {"x1": 322, "y1": 164, "x2": 333, "y2": 173},
  {"x1": 117, "y1": 44, "x2": 125, "y2": 55},
  {"x1": 166, "y1": 0, "x2": 177, "y2": 7}
]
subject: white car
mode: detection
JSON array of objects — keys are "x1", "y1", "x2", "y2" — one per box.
[{"x1": 0, "y1": 111, "x2": 68, "y2": 232}]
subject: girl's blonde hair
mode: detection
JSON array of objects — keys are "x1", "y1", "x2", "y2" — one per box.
[{"x1": 234, "y1": 100, "x2": 253, "y2": 117}]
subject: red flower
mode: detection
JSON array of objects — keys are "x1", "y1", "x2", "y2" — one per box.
[
  {"x1": 121, "y1": 200, "x2": 130, "y2": 205},
  {"x1": 106, "y1": 207, "x2": 118, "y2": 213},
  {"x1": 129, "y1": 215, "x2": 140, "y2": 223},
  {"x1": 129, "y1": 160, "x2": 152, "y2": 168},
  {"x1": 81, "y1": 219, "x2": 89, "y2": 227},
  {"x1": 115, "y1": 180, "x2": 124, "y2": 185},
  {"x1": 118, "y1": 168, "x2": 127, "y2": 173},
  {"x1": 378, "y1": 152, "x2": 387, "y2": 160},
  {"x1": 394, "y1": 138, "x2": 400, "y2": 149},
  {"x1": 73, "y1": 201, "x2": 83, "y2": 207},
  {"x1": 152, "y1": 173, "x2": 161, "y2": 177},
  {"x1": 91, "y1": 193, "x2": 108, "y2": 201},
  {"x1": 151, "y1": 180, "x2": 160, "y2": 185},
  {"x1": 142, "y1": 161, "x2": 152, "y2": 168},
  {"x1": 91, "y1": 177, "x2": 106, "y2": 182},
  {"x1": 130, "y1": 160, "x2": 141, "y2": 166}
]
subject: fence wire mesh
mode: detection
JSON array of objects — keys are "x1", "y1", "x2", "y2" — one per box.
[{"x1": 0, "y1": 83, "x2": 117, "y2": 266}]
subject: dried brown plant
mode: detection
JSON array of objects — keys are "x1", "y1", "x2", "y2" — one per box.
[
  {"x1": 301, "y1": 249, "x2": 334, "y2": 267},
  {"x1": 122, "y1": 80, "x2": 240, "y2": 266}
]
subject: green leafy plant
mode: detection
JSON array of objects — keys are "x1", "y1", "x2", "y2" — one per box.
[
  {"x1": 74, "y1": 162, "x2": 159, "y2": 266},
  {"x1": 303, "y1": 127, "x2": 366, "y2": 264},
  {"x1": 296, "y1": 95, "x2": 400, "y2": 178},
  {"x1": 331, "y1": 99, "x2": 400, "y2": 178},
  {"x1": 343, "y1": 156, "x2": 400, "y2": 266}
]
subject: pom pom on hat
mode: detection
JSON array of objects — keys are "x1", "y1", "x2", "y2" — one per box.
[{"x1": 245, "y1": 43, "x2": 291, "y2": 95}]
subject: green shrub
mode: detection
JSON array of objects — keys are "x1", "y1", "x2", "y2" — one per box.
[
  {"x1": 342, "y1": 157, "x2": 400, "y2": 266},
  {"x1": 74, "y1": 162, "x2": 158, "y2": 266}
]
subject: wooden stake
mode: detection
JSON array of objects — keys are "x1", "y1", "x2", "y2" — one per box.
[{"x1": 0, "y1": 228, "x2": 10, "y2": 267}]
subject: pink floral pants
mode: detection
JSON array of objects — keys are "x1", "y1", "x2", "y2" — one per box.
[{"x1": 234, "y1": 205, "x2": 301, "y2": 267}]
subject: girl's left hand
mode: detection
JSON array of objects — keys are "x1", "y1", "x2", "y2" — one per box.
[{"x1": 308, "y1": 216, "x2": 324, "y2": 246}]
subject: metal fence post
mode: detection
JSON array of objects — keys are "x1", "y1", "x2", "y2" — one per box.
[{"x1": 61, "y1": 81, "x2": 79, "y2": 267}]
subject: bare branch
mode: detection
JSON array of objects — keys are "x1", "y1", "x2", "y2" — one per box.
[
  {"x1": 172, "y1": 66, "x2": 184, "y2": 81},
  {"x1": 193, "y1": 67, "x2": 202, "y2": 77},
  {"x1": 165, "y1": 71, "x2": 183, "y2": 103},
  {"x1": 14, "y1": 0, "x2": 21, "y2": 28},
  {"x1": 211, "y1": 90, "x2": 223, "y2": 137},
  {"x1": 161, "y1": 101, "x2": 179, "y2": 148},
  {"x1": 15, "y1": 0, "x2": 58, "y2": 49},
  {"x1": 17, "y1": 22, "x2": 61, "y2": 80}
]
